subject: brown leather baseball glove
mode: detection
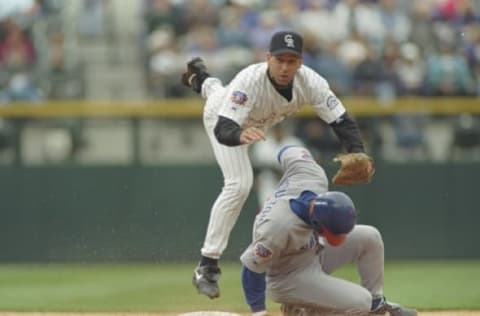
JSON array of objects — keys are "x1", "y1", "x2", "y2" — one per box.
[{"x1": 332, "y1": 152, "x2": 375, "y2": 185}]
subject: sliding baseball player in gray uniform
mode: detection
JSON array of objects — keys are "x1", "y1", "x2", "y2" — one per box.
[
  {"x1": 182, "y1": 31, "x2": 372, "y2": 299},
  {"x1": 240, "y1": 145, "x2": 417, "y2": 316}
]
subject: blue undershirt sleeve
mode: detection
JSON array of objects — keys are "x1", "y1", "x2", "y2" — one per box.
[{"x1": 241, "y1": 265, "x2": 266, "y2": 313}]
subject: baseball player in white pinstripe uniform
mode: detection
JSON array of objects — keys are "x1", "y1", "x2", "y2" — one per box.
[
  {"x1": 181, "y1": 31, "x2": 373, "y2": 299},
  {"x1": 240, "y1": 145, "x2": 417, "y2": 316}
]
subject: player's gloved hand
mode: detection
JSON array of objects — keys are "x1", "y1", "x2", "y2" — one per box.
[
  {"x1": 332, "y1": 152, "x2": 374, "y2": 185},
  {"x1": 240, "y1": 127, "x2": 266, "y2": 144}
]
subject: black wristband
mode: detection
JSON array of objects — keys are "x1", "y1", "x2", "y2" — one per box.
[{"x1": 330, "y1": 113, "x2": 365, "y2": 153}]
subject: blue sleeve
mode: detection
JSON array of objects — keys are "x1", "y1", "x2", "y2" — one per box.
[{"x1": 241, "y1": 265, "x2": 266, "y2": 313}]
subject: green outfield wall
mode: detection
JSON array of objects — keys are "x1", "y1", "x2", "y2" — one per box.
[{"x1": 0, "y1": 162, "x2": 478, "y2": 262}]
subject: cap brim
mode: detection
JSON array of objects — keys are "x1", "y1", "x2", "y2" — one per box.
[
  {"x1": 270, "y1": 49, "x2": 302, "y2": 57},
  {"x1": 322, "y1": 226, "x2": 347, "y2": 247}
]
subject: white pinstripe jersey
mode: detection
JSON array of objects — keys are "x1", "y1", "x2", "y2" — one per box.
[{"x1": 207, "y1": 62, "x2": 346, "y2": 131}]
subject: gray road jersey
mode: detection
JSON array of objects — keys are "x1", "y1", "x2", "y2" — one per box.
[
  {"x1": 240, "y1": 146, "x2": 383, "y2": 312},
  {"x1": 240, "y1": 146, "x2": 328, "y2": 276}
]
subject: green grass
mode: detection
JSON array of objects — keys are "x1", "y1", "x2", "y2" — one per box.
[{"x1": 0, "y1": 260, "x2": 479, "y2": 312}]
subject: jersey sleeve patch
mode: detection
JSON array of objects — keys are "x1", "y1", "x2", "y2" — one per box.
[
  {"x1": 300, "y1": 149, "x2": 314, "y2": 161},
  {"x1": 230, "y1": 90, "x2": 248, "y2": 105},
  {"x1": 326, "y1": 95, "x2": 339, "y2": 110},
  {"x1": 254, "y1": 242, "x2": 273, "y2": 263}
]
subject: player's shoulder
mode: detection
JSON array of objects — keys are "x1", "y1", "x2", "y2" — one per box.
[
  {"x1": 296, "y1": 64, "x2": 329, "y2": 88},
  {"x1": 232, "y1": 62, "x2": 268, "y2": 84}
]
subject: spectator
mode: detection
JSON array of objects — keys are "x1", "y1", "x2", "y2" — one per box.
[
  {"x1": 378, "y1": 0, "x2": 411, "y2": 43},
  {"x1": 352, "y1": 41, "x2": 384, "y2": 96},
  {"x1": 181, "y1": 0, "x2": 219, "y2": 33},
  {"x1": 147, "y1": 27, "x2": 185, "y2": 97},
  {"x1": 43, "y1": 31, "x2": 85, "y2": 99},
  {"x1": 0, "y1": 0, "x2": 40, "y2": 22},
  {"x1": 77, "y1": 0, "x2": 108, "y2": 38},
  {"x1": 330, "y1": 0, "x2": 359, "y2": 40},
  {"x1": 216, "y1": 5, "x2": 250, "y2": 48},
  {"x1": 395, "y1": 42, "x2": 426, "y2": 95},
  {"x1": 336, "y1": 30, "x2": 368, "y2": 71},
  {"x1": 316, "y1": 41, "x2": 352, "y2": 96},
  {"x1": 248, "y1": 10, "x2": 286, "y2": 61},
  {"x1": 274, "y1": 0, "x2": 301, "y2": 28},
  {"x1": 409, "y1": 1, "x2": 438, "y2": 56},
  {"x1": 295, "y1": 0, "x2": 336, "y2": 44},
  {"x1": 425, "y1": 41, "x2": 476, "y2": 96},
  {"x1": 143, "y1": 0, "x2": 185, "y2": 36},
  {"x1": 0, "y1": 70, "x2": 42, "y2": 102},
  {"x1": 0, "y1": 19, "x2": 35, "y2": 69}
]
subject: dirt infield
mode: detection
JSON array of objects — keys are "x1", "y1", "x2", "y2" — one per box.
[{"x1": 0, "y1": 312, "x2": 479, "y2": 316}]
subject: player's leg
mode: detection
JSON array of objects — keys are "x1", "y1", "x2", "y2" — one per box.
[
  {"x1": 321, "y1": 225, "x2": 384, "y2": 297},
  {"x1": 202, "y1": 115, "x2": 254, "y2": 257},
  {"x1": 270, "y1": 259, "x2": 372, "y2": 313},
  {"x1": 192, "y1": 111, "x2": 254, "y2": 298},
  {"x1": 320, "y1": 225, "x2": 417, "y2": 316}
]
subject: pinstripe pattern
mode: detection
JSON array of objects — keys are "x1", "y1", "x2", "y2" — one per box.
[
  {"x1": 202, "y1": 109, "x2": 253, "y2": 258},
  {"x1": 199, "y1": 62, "x2": 347, "y2": 259}
]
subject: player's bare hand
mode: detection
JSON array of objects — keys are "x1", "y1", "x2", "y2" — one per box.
[{"x1": 240, "y1": 127, "x2": 266, "y2": 144}]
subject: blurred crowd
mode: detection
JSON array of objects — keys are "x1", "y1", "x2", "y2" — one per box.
[
  {"x1": 0, "y1": 0, "x2": 85, "y2": 160},
  {"x1": 2, "y1": 0, "x2": 480, "y2": 101},
  {"x1": 141, "y1": 0, "x2": 480, "y2": 163},
  {"x1": 1, "y1": 0, "x2": 480, "y2": 163},
  {"x1": 142, "y1": 0, "x2": 480, "y2": 99},
  {"x1": 0, "y1": 0, "x2": 85, "y2": 103}
]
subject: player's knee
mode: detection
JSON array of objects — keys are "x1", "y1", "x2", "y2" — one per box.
[
  {"x1": 359, "y1": 225, "x2": 384, "y2": 250},
  {"x1": 224, "y1": 176, "x2": 253, "y2": 201}
]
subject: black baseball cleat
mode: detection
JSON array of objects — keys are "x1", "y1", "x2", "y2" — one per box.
[
  {"x1": 181, "y1": 57, "x2": 210, "y2": 94},
  {"x1": 192, "y1": 264, "x2": 221, "y2": 299},
  {"x1": 371, "y1": 297, "x2": 417, "y2": 316}
]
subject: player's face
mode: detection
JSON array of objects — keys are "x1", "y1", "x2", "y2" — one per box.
[
  {"x1": 267, "y1": 53, "x2": 302, "y2": 86},
  {"x1": 321, "y1": 225, "x2": 347, "y2": 246}
]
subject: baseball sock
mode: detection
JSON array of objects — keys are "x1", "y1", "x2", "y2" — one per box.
[{"x1": 200, "y1": 256, "x2": 218, "y2": 267}]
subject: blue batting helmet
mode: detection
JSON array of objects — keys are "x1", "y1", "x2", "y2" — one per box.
[{"x1": 309, "y1": 191, "x2": 356, "y2": 245}]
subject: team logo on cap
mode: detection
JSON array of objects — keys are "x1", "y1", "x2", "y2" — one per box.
[
  {"x1": 284, "y1": 34, "x2": 295, "y2": 48},
  {"x1": 230, "y1": 90, "x2": 248, "y2": 105}
]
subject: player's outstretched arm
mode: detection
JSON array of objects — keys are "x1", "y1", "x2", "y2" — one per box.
[
  {"x1": 329, "y1": 113, "x2": 365, "y2": 153},
  {"x1": 214, "y1": 116, "x2": 265, "y2": 146},
  {"x1": 241, "y1": 265, "x2": 267, "y2": 316}
]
